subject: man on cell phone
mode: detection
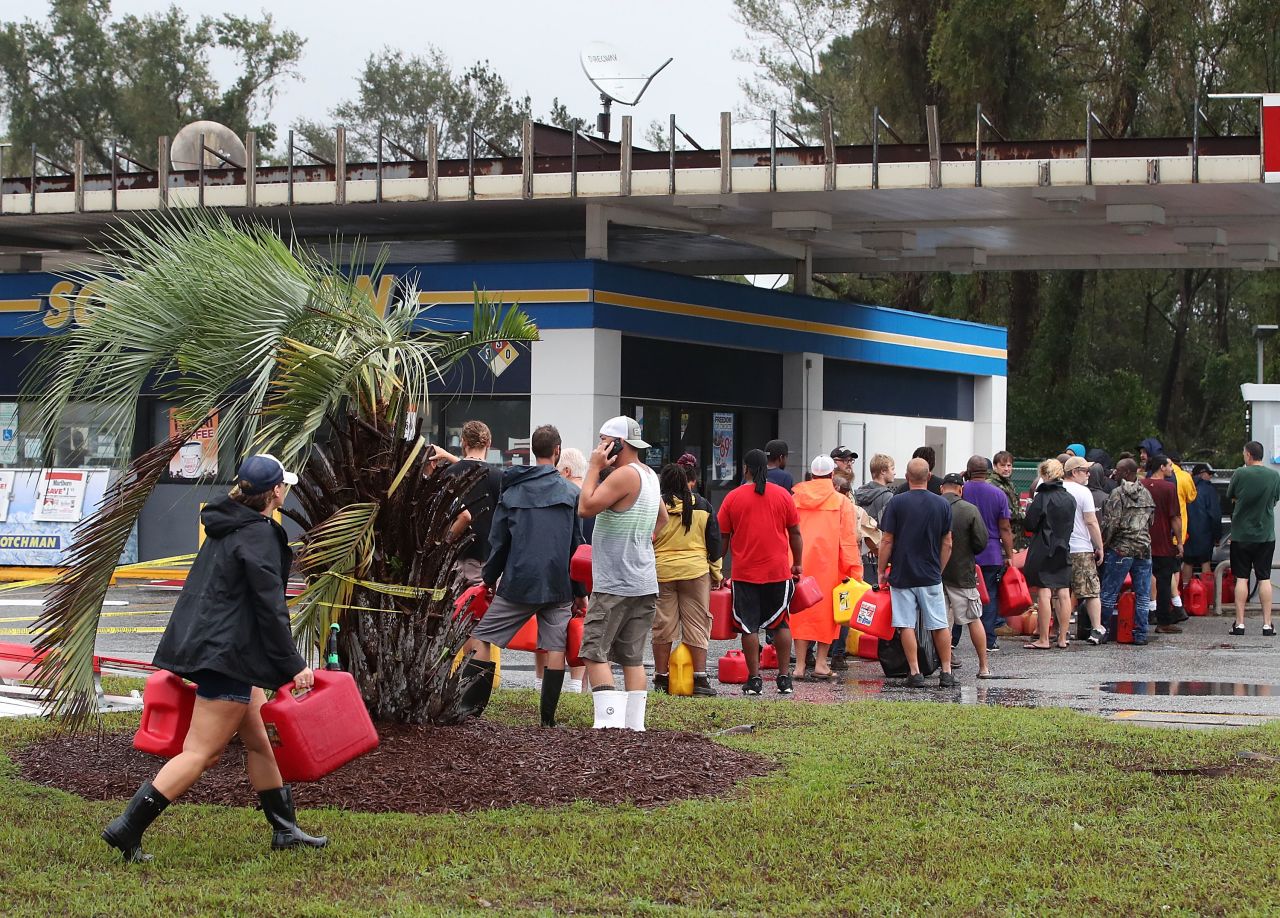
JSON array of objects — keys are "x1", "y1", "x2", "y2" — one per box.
[{"x1": 578, "y1": 417, "x2": 664, "y2": 731}]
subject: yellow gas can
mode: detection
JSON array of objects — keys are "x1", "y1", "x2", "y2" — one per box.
[
  {"x1": 669, "y1": 642, "x2": 694, "y2": 696},
  {"x1": 832, "y1": 578, "x2": 871, "y2": 625}
]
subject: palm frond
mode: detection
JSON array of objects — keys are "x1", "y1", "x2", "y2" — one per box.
[
  {"x1": 290, "y1": 501, "x2": 379, "y2": 652},
  {"x1": 31, "y1": 422, "x2": 209, "y2": 725}
]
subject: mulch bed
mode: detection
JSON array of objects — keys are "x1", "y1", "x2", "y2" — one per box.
[{"x1": 13, "y1": 720, "x2": 773, "y2": 814}]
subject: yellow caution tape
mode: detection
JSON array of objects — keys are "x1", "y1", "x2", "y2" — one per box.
[
  {"x1": 0, "y1": 626, "x2": 166, "y2": 635},
  {"x1": 322, "y1": 571, "x2": 447, "y2": 601},
  {"x1": 0, "y1": 553, "x2": 200, "y2": 595},
  {"x1": 0, "y1": 609, "x2": 172, "y2": 624}
]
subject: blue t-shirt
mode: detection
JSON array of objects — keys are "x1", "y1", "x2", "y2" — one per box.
[
  {"x1": 879, "y1": 488, "x2": 953, "y2": 588},
  {"x1": 766, "y1": 467, "x2": 795, "y2": 494}
]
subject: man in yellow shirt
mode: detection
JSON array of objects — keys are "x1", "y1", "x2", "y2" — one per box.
[{"x1": 1166, "y1": 448, "x2": 1197, "y2": 619}]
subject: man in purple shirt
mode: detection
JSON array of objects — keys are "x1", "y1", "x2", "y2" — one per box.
[{"x1": 961, "y1": 455, "x2": 1015, "y2": 651}]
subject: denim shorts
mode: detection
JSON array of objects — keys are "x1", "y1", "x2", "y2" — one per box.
[
  {"x1": 890, "y1": 583, "x2": 948, "y2": 632},
  {"x1": 191, "y1": 669, "x2": 253, "y2": 704}
]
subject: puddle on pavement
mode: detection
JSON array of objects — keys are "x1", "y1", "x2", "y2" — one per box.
[
  {"x1": 1100, "y1": 680, "x2": 1278, "y2": 697},
  {"x1": 776, "y1": 676, "x2": 1057, "y2": 709}
]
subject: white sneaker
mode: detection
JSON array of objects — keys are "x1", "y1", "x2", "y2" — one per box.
[
  {"x1": 591, "y1": 690, "x2": 627, "y2": 728},
  {"x1": 624, "y1": 690, "x2": 648, "y2": 731}
]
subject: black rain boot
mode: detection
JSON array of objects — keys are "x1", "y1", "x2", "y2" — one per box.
[
  {"x1": 102, "y1": 781, "x2": 170, "y2": 863},
  {"x1": 540, "y1": 668, "x2": 566, "y2": 727},
  {"x1": 260, "y1": 785, "x2": 328, "y2": 850},
  {"x1": 455, "y1": 659, "x2": 496, "y2": 719}
]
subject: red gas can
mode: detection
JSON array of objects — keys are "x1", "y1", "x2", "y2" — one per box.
[
  {"x1": 134, "y1": 670, "x2": 196, "y2": 758},
  {"x1": 854, "y1": 631, "x2": 879, "y2": 661},
  {"x1": 850, "y1": 588, "x2": 895, "y2": 641},
  {"x1": 759, "y1": 643, "x2": 779, "y2": 670},
  {"x1": 508, "y1": 616, "x2": 538, "y2": 652},
  {"x1": 1183, "y1": 576, "x2": 1209, "y2": 616},
  {"x1": 789, "y1": 575, "x2": 823, "y2": 612},
  {"x1": 564, "y1": 616, "x2": 584, "y2": 668},
  {"x1": 975, "y1": 566, "x2": 989, "y2": 604},
  {"x1": 998, "y1": 565, "x2": 1033, "y2": 617},
  {"x1": 1115, "y1": 592, "x2": 1136, "y2": 644},
  {"x1": 709, "y1": 580, "x2": 736, "y2": 640},
  {"x1": 260, "y1": 670, "x2": 379, "y2": 783},
  {"x1": 1221, "y1": 569, "x2": 1236, "y2": 605},
  {"x1": 717, "y1": 650, "x2": 749, "y2": 684},
  {"x1": 453, "y1": 584, "x2": 490, "y2": 621},
  {"x1": 570, "y1": 544, "x2": 593, "y2": 594}
]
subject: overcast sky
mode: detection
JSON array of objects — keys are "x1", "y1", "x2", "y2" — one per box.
[{"x1": 8, "y1": 0, "x2": 769, "y2": 149}]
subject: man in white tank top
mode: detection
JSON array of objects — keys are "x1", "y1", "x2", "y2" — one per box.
[{"x1": 578, "y1": 416, "x2": 665, "y2": 731}]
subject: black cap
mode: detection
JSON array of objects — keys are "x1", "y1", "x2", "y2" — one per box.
[
  {"x1": 830, "y1": 446, "x2": 858, "y2": 461},
  {"x1": 765, "y1": 439, "x2": 788, "y2": 459},
  {"x1": 1190, "y1": 462, "x2": 1212, "y2": 477},
  {"x1": 941, "y1": 472, "x2": 966, "y2": 487}
]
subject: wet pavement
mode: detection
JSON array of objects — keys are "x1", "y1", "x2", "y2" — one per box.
[{"x1": 4, "y1": 583, "x2": 1280, "y2": 727}]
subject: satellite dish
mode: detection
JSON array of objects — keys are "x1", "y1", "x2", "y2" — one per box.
[
  {"x1": 169, "y1": 120, "x2": 248, "y2": 171},
  {"x1": 580, "y1": 41, "x2": 672, "y2": 139},
  {"x1": 580, "y1": 41, "x2": 672, "y2": 106}
]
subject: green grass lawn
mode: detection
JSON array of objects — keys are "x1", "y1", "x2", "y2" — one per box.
[{"x1": 2, "y1": 689, "x2": 1279, "y2": 916}]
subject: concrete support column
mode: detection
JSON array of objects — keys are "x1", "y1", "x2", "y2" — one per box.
[
  {"x1": 778, "y1": 352, "x2": 823, "y2": 469},
  {"x1": 972, "y1": 375, "x2": 1008, "y2": 459},
  {"x1": 792, "y1": 247, "x2": 813, "y2": 296},
  {"x1": 530, "y1": 328, "x2": 622, "y2": 453}
]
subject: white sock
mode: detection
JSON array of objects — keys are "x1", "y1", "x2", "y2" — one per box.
[
  {"x1": 1172, "y1": 595, "x2": 1183, "y2": 608},
  {"x1": 567, "y1": 678, "x2": 582, "y2": 693},
  {"x1": 1149, "y1": 600, "x2": 1158, "y2": 612},
  {"x1": 534, "y1": 677, "x2": 543, "y2": 691},
  {"x1": 624, "y1": 690, "x2": 648, "y2": 732}
]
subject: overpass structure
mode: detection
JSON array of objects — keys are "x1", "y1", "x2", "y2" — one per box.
[{"x1": 0, "y1": 115, "x2": 1277, "y2": 280}]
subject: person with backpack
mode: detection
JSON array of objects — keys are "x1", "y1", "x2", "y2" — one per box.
[{"x1": 651, "y1": 464, "x2": 723, "y2": 697}]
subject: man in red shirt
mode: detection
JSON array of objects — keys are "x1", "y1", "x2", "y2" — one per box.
[
  {"x1": 1140, "y1": 454, "x2": 1184, "y2": 634},
  {"x1": 717, "y1": 449, "x2": 804, "y2": 696}
]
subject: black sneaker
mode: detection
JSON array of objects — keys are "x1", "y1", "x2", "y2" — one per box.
[
  {"x1": 906, "y1": 673, "x2": 927, "y2": 688},
  {"x1": 939, "y1": 671, "x2": 958, "y2": 688},
  {"x1": 1087, "y1": 628, "x2": 1106, "y2": 646},
  {"x1": 829, "y1": 655, "x2": 849, "y2": 671},
  {"x1": 653, "y1": 673, "x2": 669, "y2": 694},
  {"x1": 743, "y1": 676, "x2": 764, "y2": 696},
  {"x1": 776, "y1": 674, "x2": 794, "y2": 695},
  {"x1": 1230, "y1": 624, "x2": 1246, "y2": 636},
  {"x1": 1265, "y1": 625, "x2": 1277, "y2": 637},
  {"x1": 1170, "y1": 609, "x2": 1189, "y2": 624},
  {"x1": 692, "y1": 675, "x2": 718, "y2": 697}
]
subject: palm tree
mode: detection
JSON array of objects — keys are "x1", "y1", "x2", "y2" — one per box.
[{"x1": 26, "y1": 207, "x2": 538, "y2": 726}]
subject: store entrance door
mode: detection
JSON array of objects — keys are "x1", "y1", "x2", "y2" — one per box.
[{"x1": 625, "y1": 401, "x2": 777, "y2": 509}]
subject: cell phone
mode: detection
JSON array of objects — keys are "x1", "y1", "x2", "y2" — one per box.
[{"x1": 607, "y1": 438, "x2": 624, "y2": 461}]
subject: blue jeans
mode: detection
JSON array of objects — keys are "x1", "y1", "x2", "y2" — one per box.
[
  {"x1": 979, "y1": 564, "x2": 1004, "y2": 649},
  {"x1": 1100, "y1": 552, "x2": 1152, "y2": 641}
]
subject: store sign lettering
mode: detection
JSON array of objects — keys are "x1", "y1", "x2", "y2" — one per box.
[
  {"x1": 0, "y1": 535, "x2": 61, "y2": 549},
  {"x1": 36, "y1": 274, "x2": 398, "y2": 331}
]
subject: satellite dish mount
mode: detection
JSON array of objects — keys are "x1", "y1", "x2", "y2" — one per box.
[{"x1": 580, "y1": 42, "x2": 672, "y2": 140}]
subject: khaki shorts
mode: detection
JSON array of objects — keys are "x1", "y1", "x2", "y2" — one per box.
[
  {"x1": 579, "y1": 592, "x2": 658, "y2": 667},
  {"x1": 454, "y1": 557, "x2": 484, "y2": 589},
  {"x1": 944, "y1": 584, "x2": 983, "y2": 626},
  {"x1": 1070, "y1": 552, "x2": 1101, "y2": 599},
  {"x1": 653, "y1": 575, "x2": 712, "y2": 648}
]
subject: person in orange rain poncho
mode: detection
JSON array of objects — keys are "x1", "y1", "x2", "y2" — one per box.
[{"x1": 791, "y1": 455, "x2": 863, "y2": 680}]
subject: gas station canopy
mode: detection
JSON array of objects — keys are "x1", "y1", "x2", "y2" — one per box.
[{"x1": 0, "y1": 127, "x2": 1277, "y2": 276}]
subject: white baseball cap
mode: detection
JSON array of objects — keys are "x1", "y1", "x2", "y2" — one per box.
[
  {"x1": 599, "y1": 416, "x2": 649, "y2": 449},
  {"x1": 810, "y1": 455, "x2": 836, "y2": 477}
]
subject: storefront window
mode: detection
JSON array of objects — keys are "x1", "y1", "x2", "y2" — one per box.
[
  {"x1": 4, "y1": 400, "x2": 130, "y2": 469},
  {"x1": 428, "y1": 396, "x2": 531, "y2": 467}
]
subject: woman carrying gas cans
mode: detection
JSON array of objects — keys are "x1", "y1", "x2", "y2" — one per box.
[{"x1": 102, "y1": 454, "x2": 326, "y2": 862}]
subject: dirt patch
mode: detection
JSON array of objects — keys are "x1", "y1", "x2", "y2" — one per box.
[{"x1": 13, "y1": 720, "x2": 773, "y2": 813}]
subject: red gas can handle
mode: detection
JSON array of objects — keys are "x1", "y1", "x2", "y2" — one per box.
[{"x1": 274, "y1": 669, "x2": 338, "y2": 701}]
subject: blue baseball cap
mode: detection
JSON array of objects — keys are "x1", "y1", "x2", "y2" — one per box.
[{"x1": 235, "y1": 453, "x2": 298, "y2": 495}]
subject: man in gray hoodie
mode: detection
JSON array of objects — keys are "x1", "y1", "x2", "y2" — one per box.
[
  {"x1": 854, "y1": 453, "x2": 896, "y2": 582},
  {"x1": 457, "y1": 424, "x2": 586, "y2": 726}
]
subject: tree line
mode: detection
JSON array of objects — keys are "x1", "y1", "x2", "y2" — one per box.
[{"x1": 734, "y1": 0, "x2": 1280, "y2": 464}]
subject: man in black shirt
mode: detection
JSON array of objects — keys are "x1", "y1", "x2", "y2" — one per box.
[
  {"x1": 894, "y1": 446, "x2": 944, "y2": 495},
  {"x1": 765, "y1": 439, "x2": 795, "y2": 493},
  {"x1": 438, "y1": 420, "x2": 504, "y2": 586}
]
